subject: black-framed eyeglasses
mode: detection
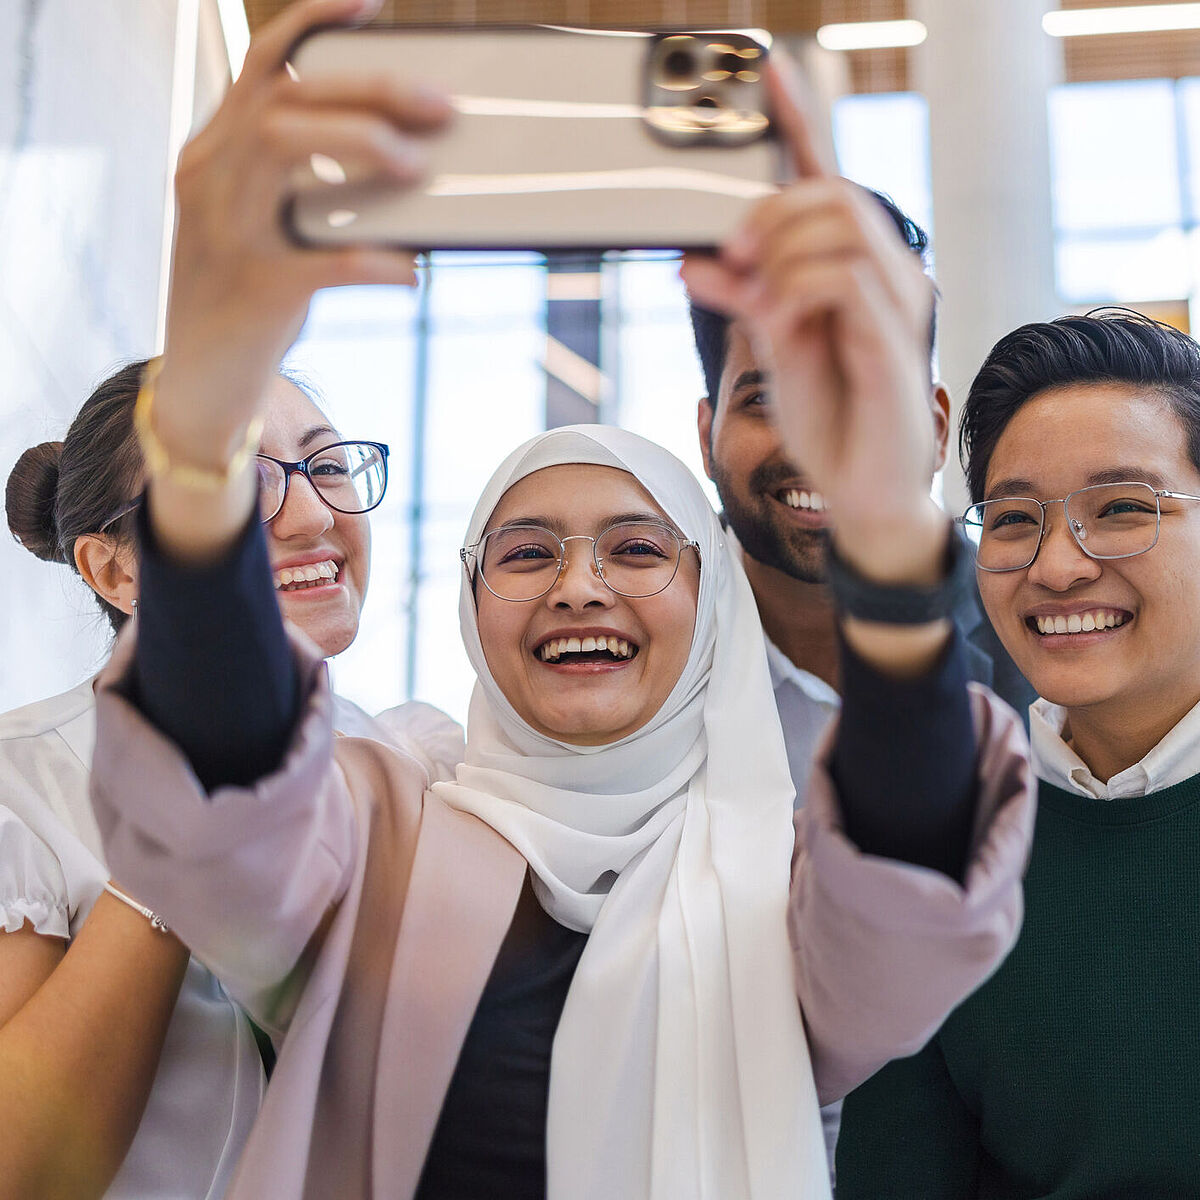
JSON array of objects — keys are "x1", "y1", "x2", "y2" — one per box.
[
  {"x1": 256, "y1": 440, "x2": 389, "y2": 523},
  {"x1": 92, "y1": 440, "x2": 389, "y2": 534},
  {"x1": 97, "y1": 498, "x2": 140, "y2": 533},
  {"x1": 957, "y1": 481, "x2": 1200, "y2": 573},
  {"x1": 460, "y1": 519, "x2": 701, "y2": 602}
]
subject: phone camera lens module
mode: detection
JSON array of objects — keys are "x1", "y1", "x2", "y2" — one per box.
[
  {"x1": 691, "y1": 95, "x2": 724, "y2": 128},
  {"x1": 663, "y1": 49, "x2": 694, "y2": 78},
  {"x1": 655, "y1": 35, "x2": 700, "y2": 91},
  {"x1": 643, "y1": 34, "x2": 769, "y2": 145}
]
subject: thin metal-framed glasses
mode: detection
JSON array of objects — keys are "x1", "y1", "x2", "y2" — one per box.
[
  {"x1": 460, "y1": 519, "x2": 701, "y2": 602},
  {"x1": 255, "y1": 440, "x2": 389, "y2": 523},
  {"x1": 957, "y1": 481, "x2": 1200, "y2": 573}
]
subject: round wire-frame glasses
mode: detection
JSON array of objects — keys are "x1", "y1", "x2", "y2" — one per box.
[
  {"x1": 957, "y1": 480, "x2": 1200, "y2": 573},
  {"x1": 461, "y1": 519, "x2": 701, "y2": 602}
]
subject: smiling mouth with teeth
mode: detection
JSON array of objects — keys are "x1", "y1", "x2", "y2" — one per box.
[
  {"x1": 1028, "y1": 609, "x2": 1128, "y2": 636},
  {"x1": 538, "y1": 635, "x2": 636, "y2": 664},
  {"x1": 274, "y1": 560, "x2": 339, "y2": 592},
  {"x1": 777, "y1": 488, "x2": 828, "y2": 513}
]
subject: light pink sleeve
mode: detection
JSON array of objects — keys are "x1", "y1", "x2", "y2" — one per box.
[
  {"x1": 89, "y1": 630, "x2": 357, "y2": 1026},
  {"x1": 790, "y1": 682, "x2": 1036, "y2": 1105}
]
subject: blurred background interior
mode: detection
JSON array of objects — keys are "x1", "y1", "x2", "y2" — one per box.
[{"x1": 2, "y1": 0, "x2": 1195, "y2": 720}]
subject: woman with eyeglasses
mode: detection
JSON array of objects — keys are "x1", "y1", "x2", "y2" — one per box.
[
  {"x1": 836, "y1": 310, "x2": 1200, "y2": 1199},
  {"x1": 80, "y1": 1, "x2": 1033, "y2": 1196},
  {"x1": 0, "y1": 362, "x2": 458, "y2": 1197}
]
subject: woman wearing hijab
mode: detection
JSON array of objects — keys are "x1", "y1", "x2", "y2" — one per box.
[
  {"x1": 87, "y1": 1, "x2": 1033, "y2": 1195},
  {"x1": 92, "y1": 417, "x2": 1030, "y2": 1199}
]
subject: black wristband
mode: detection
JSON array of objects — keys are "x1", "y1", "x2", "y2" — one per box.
[{"x1": 826, "y1": 527, "x2": 972, "y2": 625}]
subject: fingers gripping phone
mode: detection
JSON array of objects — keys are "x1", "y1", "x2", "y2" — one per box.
[{"x1": 285, "y1": 25, "x2": 783, "y2": 253}]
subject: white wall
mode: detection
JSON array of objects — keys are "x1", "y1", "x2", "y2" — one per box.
[{"x1": 0, "y1": 2, "x2": 217, "y2": 710}]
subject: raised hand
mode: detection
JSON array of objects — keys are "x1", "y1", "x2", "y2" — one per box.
[
  {"x1": 155, "y1": 0, "x2": 451, "y2": 463},
  {"x1": 682, "y1": 54, "x2": 945, "y2": 589},
  {"x1": 148, "y1": 0, "x2": 451, "y2": 560}
]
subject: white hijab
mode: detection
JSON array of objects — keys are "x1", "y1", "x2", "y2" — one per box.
[{"x1": 432, "y1": 426, "x2": 828, "y2": 1200}]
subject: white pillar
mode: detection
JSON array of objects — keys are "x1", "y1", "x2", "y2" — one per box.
[{"x1": 913, "y1": 0, "x2": 1061, "y2": 511}]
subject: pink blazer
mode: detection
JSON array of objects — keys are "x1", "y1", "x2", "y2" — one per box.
[{"x1": 90, "y1": 633, "x2": 1034, "y2": 1199}]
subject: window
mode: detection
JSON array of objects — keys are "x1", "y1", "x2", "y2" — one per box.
[
  {"x1": 1049, "y1": 78, "x2": 1200, "y2": 306},
  {"x1": 286, "y1": 256, "x2": 546, "y2": 722},
  {"x1": 833, "y1": 91, "x2": 934, "y2": 238}
]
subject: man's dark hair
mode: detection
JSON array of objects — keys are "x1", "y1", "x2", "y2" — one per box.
[
  {"x1": 690, "y1": 189, "x2": 933, "y2": 409},
  {"x1": 959, "y1": 309, "x2": 1200, "y2": 504}
]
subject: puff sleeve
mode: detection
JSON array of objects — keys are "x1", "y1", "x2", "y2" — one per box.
[{"x1": 0, "y1": 805, "x2": 71, "y2": 939}]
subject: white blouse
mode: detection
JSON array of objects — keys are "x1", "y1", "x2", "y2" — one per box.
[
  {"x1": 0, "y1": 678, "x2": 264, "y2": 1200},
  {"x1": 0, "y1": 676, "x2": 467, "y2": 1198}
]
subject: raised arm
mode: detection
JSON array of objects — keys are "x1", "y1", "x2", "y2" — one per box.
[
  {"x1": 682, "y1": 58, "x2": 978, "y2": 875},
  {"x1": 133, "y1": 0, "x2": 450, "y2": 783},
  {"x1": 90, "y1": 0, "x2": 452, "y2": 1012},
  {"x1": 683, "y1": 55, "x2": 1035, "y2": 1099}
]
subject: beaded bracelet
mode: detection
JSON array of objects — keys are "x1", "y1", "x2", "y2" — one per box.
[
  {"x1": 134, "y1": 356, "x2": 264, "y2": 492},
  {"x1": 103, "y1": 881, "x2": 170, "y2": 934}
]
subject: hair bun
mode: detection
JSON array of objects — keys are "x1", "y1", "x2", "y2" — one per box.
[{"x1": 6, "y1": 441, "x2": 67, "y2": 563}]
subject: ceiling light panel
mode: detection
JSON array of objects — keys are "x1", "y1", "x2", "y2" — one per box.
[{"x1": 1044, "y1": 3, "x2": 1200, "y2": 38}]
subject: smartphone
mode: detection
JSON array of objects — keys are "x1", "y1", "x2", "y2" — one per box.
[{"x1": 284, "y1": 25, "x2": 784, "y2": 253}]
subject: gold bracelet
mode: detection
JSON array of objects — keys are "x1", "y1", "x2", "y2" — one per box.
[{"x1": 134, "y1": 356, "x2": 264, "y2": 492}]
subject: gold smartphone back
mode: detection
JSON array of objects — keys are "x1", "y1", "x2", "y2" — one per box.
[{"x1": 286, "y1": 25, "x2": 784, "y2": 252}]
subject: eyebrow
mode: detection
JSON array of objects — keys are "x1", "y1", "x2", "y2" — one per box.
[
  {"x1": 985, "y1": 466, "x2": 1171, "y2": 501},
  {"x1": 729, "y1": 369, "x2": 767, "y2": 396},
  {"x1": 1085, "y1": 466, "x2": 1170, "y2": 489},
  {"x1": 984, "y1": 478, "x2": 1036, "y2": 501},
  {"x1": 298, "y1": 424, "x2": 340, "y2": 451},
  {"x1": 493, "y1": 511, "x2": 674, "y2": 535}
]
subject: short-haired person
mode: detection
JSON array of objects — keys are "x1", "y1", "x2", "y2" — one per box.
[
  {"x1": 83, "y1": 2, "x2": 1033, "y2": 1195},
  {"x1": 836, "y1": 310, "x2": 1200, "y2": 1198},
  {"x1": 0, "y1": 362, "x2": 457, "y2": 1197},
  {"x1": 689, "y1": 194, "x2": 1035, "y2": 1179}
]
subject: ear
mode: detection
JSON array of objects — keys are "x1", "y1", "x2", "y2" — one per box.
[
  {"x1": 74, "y1": 535, "x2": 138, "y2": 616},
  {"x1": 930, "y1": 382, "x2": 952, "y2": 474},
  {"x1": 697, "y1": 397, "x2": 715, "y2": 480}
]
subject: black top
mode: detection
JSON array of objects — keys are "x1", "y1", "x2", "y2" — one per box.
[
  {"x1": 132, "y1": 502, "x2": 982, "y2": 1196},
  {"x1": 953, "y1": 538, "x2": 1036, "y2": 731},
  {"x1": 131, "y1": 504, "x2": 298, "y2": 792},
  {"x1": 414, "y1": 878, "x2": 587, "y2": 1200},
  {"x1": 831, "y1": 625, "x2": 976, "y2": 883}
]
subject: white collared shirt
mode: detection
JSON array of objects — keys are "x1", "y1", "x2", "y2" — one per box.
[
  {"x1": 1030, "y1": 693, "x2": 1200, "y2": 799},
  {"x1": 763, "y1": 634, "x2": 841, "y2": 810},
  {"x1": 761, "y1": 635, "x2": 844, "y2": 1178}
]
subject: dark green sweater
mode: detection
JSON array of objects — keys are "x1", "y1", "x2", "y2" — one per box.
[{"x1": 836, "y1": 771, "x2": 1200, "y2": 1200}]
